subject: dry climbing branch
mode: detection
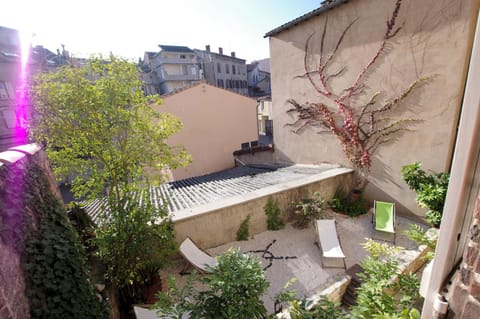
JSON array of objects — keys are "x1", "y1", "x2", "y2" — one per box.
[{"x1": 287, "y1": 0, "x2": 427, "y2": 189}]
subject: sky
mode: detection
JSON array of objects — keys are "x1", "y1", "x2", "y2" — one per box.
[{"x1": 1, "y1": 0, "x2": 321, "y2": 63}]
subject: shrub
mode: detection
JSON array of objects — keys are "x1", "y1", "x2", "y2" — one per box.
[
  {"x1": 348, "y1": 240, "x2": 421, "y2": 319},
  {"x1": 155, "y1": 249, "x2": 269, "y2": 319},
  {"x1": 293, "y1": 192, "x2": 325, "y2": 227},
  {"x1": 290, "y1": 296, "x2": 345, "y2": 319},
  {"x1": 401, "y1": 162, "x2": 449, "y2": 227},
  {"x1": 236, "y1": 214, "x2": 251, "y2": 241},
  {"x1": 328, "y1": 187, "x2": 368, "y2": 217},
  {"x1": 403, "y1": 224, "x2": 437, "y2": 260},
  {"x1": 265, "y1": 197, "x2": 284, "y2": 230}
]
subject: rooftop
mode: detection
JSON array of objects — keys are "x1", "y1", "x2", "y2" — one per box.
[
  {"x1": 264, "y1": 0, "x2": 351, "y2": 38},
  {"x1": 158, "y1": 45, "x2": 194, "y2": 53},
  {"x1": 84, "y1": 164, "x2": 339, "y2": 222}
]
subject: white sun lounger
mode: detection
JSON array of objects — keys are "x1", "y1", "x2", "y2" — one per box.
[
  {"x1": 134, "y1": 305, "x2": 190, "y2": 319},
  {"x1": 134, "y1": 306, "x2": 159, "y2": 319},
  {"x1": 315, "y1": 219, "x2": 347, "y2": 269},
  {"x1": 179, "y1": 237, "x2": 218, "y2": 273}
]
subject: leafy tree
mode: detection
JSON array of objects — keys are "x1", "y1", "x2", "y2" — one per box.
[
  {"x1": 155, "y1": 248, "x2": 269, "y2": 319},
  {"x1": 30, "y1": 55, "x2": 190, "y2": 308},
  {"x1": 30, "y1": 55, "x2": 190, "y2": 203}
]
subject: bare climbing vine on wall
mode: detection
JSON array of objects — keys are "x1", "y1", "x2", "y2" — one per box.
[{"x1": 287, "y1": 0, "x2": 428, "y2": 189}]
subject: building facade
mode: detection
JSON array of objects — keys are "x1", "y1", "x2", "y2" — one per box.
[
  {"x1": 257, "y1": 97, "x2": 273, "y2": 145},
  {"x1": 0, "y1": 26, "x2": 25, "y2": 151},
  {"x1": 151, "y1": 82, "x2": 257, "y2": 180},
  {"x1": 194, "y1": 45, "x2": 248, "y2": 95},
  {"x1": 247, "y1": 58, "x2": 271, "y2": 97},
  {"x1": 140, "y1": 45, "x2": 202, "y2": 95},
  {"x1": 265, "y1": 0, "x2": 477, "y2": 219}
]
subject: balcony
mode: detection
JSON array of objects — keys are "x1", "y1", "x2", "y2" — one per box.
[
  {"x1": 158, "y1": 58, "x2": 197, "y2": 64},
  {"x1": 161, "y1": 74, "x2": 201, "y2": 81}
]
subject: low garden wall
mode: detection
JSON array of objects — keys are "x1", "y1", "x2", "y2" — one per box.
[{"x1": 173, "y1": 167, "x2": 354, "y2": 249}]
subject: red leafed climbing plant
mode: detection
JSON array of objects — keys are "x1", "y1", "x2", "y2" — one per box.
[{"x1": 287, "y1": 0, "x2": 427, "y2": 190}]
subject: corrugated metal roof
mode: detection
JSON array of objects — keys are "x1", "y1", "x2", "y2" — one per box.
[
  {"x1": 83, "y1": 164, "x2": 334, "y2": 222},
  {"x1": 264, "y1": 0, "x2": 351, "y2": 38}
]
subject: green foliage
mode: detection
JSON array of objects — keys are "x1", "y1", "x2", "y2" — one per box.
[
  {"x1": 155, "y1": 249, "x2": 269, "y2": 319},
  {"x1": 265, "y1": 197, "x2": 284, "y2": 230},
  {"x1": 236, "y1": 214, "x2": 251, "y2": 241},
  {"x1": 403, "y1": 224, "x2": 437, "y2": 260},
  {"x1": 20, "y1": 162, "x2": 108, "y2": 319},
  {"x1": 154, "y1": 274, "x2": 199, "y2": 319},
  {"x1": 30, "y1": 55, "x2": 190, "y2": 202},
  {"x1": 30, "y1": 55, "x2": 191, "y2": 311},
  {"x1": 95, "y1": 188, "x2": 177, "y2": 305},
  {"x1": 347, "y1": 240, "x2": 421, "y2": 319},
  {"x1": 401, "y1": 162, "x2": 449, "y2": 227},
  {"x1": 329, "y1": 187, "x2": 368, "y2": 217},
  {"x1": 289, "y1": 296, "x2": 345, "y2": 319},
  {"x1": 293, "y1": 192, "x2": 325, "y2": 227}
]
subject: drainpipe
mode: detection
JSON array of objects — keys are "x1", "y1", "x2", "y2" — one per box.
[{"x1": 421, "y1": 8, "x2": 480, "y2": 318}]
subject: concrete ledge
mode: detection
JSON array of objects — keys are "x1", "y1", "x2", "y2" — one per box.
[{"x1": 173, "y1": 167, "x2": 353, "y2": 248}]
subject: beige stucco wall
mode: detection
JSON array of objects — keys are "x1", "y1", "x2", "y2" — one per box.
[
  {"x1": 153, "y1": 83, "x2": 258, "y2": 180},
  {"x1": 173, "y1": 168, "x2": 353, "y2": 248},
  {"x1": 269, "y1": 0, "x2": 479, "y2": 217}
]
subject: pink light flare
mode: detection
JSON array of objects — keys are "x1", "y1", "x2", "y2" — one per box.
[{"x1": 15, "y1": 30, "x2": 32, "y2": 145}]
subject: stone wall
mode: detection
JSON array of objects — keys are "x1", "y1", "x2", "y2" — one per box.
[{"x1": 447, "y1": 195, "x2": 480, "y2": 318}]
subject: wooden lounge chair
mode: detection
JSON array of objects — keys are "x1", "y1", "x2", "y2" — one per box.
[
  {"x1": 315, "y1": 219, "x2": 347, "y2": 269},
  {"x1": 179, "y1": 237, "x2": 218, "y2": 274},
  {"x1": 372, "y1": 200, "x2": 396, "y2": 244}
]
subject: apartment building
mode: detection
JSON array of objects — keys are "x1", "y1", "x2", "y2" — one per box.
[
  {"x1": 140, "y1": 45, "x2": 202, "y2": 95},
  {"x1": 0, "y1": 26, "x2": 25, "y2": 151},
  {"x1": 247, "y1": 58, "x2": 271, "y2": 97},
  {"x1": 194, "y1": 45, "x2": 248, "y2": 95}
]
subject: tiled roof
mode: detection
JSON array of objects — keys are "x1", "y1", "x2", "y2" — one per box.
[
  {"x1": 158, "y1": 45, "x2": 194, "y2": 53},
  {"x1": 264, "y1": 0, "x2": 351, "y2": 38},
  {"x1": 83, "y1": 164, "x2": 335, "y2": 222}
]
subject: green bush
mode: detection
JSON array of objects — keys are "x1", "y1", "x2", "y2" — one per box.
[
  {"x1": 293, "y1": 192, "x2": 325, "y2": 227},
  {"x1": 328, "y1": 187, "x2": 368, "y2": 217},
  {"x1": 265, "y1": 197, "x2": 284, "y2": 230},
  {"x1": 155, "y1": 248, "x2": 269, "y2": 319},
  {"x1": 401, "y1": 162, "x2": 449, "y2": 227},
  {"x1": 290, "y1": 296, "x2": 345, "y2": 319},
  {"x1": 348, "y1": 240, "x2": 421, "y2": 319},
  {"x1": 236, "y1": 214, "x2": 251, "y2": 241}
]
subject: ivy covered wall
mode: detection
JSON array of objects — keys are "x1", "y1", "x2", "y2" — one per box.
[{"x1": 0, "y1": 145, "x2": 107, "y2": 319}]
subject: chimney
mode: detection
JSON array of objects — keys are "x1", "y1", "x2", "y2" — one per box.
[
  {"x1": 219, "y1": 47, "x2": 223, "y2": 55},
  {"x1": 231, "y1": 52, "x2": 236, "y2": 58},
  {"x1": 206, "y1": 45, "x2": 210, "y2": 52}
]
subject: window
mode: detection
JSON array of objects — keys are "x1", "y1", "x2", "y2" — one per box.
[
  {"x1": 226, "y1": 80, "x2": 232, "y2": 88},
  {"x1": 180, "y1": 54, "x2": 186, "y2": 59},
  {"x1": 217, "y1": 79, "x2": 224, "y2": 88},
  {"x1": 235, "y1": 80, "x2": 239, "y2": 88},
  {"x1": 0, "y1": 81, "x2": 11, "y2": 100},
  {"x1": 217, "y1": 62, "x2": 221, "y2": 73},
  {"x1": 232, "y1": 65, "x2": 236, "y2": 75},
  {"x1": 226, "y1": 64, "x2": 230, "y2": 74}
]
